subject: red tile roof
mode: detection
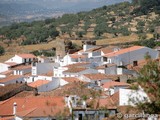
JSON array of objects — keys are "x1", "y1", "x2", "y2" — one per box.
[
  {"x1": 110, "y1": 91, "x2": 120, "y2": 106},
  {"x1": 16, "y1": 54, "x2": 36, "y2": 59},
  {"x1": 102, "y1": 81, "x2": 130, "y2": 89},
  {"x1": 12, "y1": 65, "x2": 31, "y2": 70},
  {"x1": 0, "y1": 70, "x2": 13, "y2": 75},
  {"x1": 104, "y1": 46, "x2": 144, "y2": 57},
  {"x1": 83, "y1": 73, "x2": 119, "y2": 81},
  {"x1": 0, "y1": 116, "x2": 14, "y2": 120},
  {"x1": 0, "y1": 75, "x2": 23, "y2": 83},
  {"x1": 4, "y1": 62, "x2": 18, "y2": 67},
  {"x1": 0, "y1": 96, "x2": 65, "y2": 117},
  {"x1": 28, "y1": 80, "x2": 50, "y2": 87},
  {"x1": 17, "y1": 106, "x2": 68, "y2": 117},
  {"x1": 100, "y1": 47, "x2": 114, "y2": 54},
  {"x1": 69, "y1": 54, "x2": 86, "y2": 59}
]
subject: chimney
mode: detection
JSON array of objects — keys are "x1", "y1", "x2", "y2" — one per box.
[
  {"x1": 82, "y1": 100, "x2": 86, "y2": 108},
  {"x1": 13, "y1": 102, "x2": 17, "y2": 115},
  {"x1": 83, "y1": 44, "x2": 87, "y2": 52}
]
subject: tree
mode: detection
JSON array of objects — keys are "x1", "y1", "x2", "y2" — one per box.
[
  {"x1": 0, "y1": 46, "x2": 5, "y2": 55},
  {"x1": 135, "y1": 59, "x2": 160, "y2": 113}
]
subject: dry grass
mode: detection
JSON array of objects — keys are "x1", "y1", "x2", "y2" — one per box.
[
  {"x1": 146, "y1": 33, "x2": 154, "y2": 39},
  {"x1": 71, "y1": 34, "x2": 138, "y2": 46},
  {"x1": 96, "y1": 34, "x2": 138, "y2": 45}
]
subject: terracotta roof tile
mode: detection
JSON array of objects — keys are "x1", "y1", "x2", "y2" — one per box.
[
  {"x1": 110, "y1": 91, "x2": 119, "y2": 106},
  {"x1": 102, "y1": 81, "x2": 130, "y2": 89},
  {"x1": 0, "y1": 70, "x2": 13, "y2": 75},
  {"x1": 83, "y1": 73, "x2": 119, "y2": 81},
  {"x1": 100, "y1": 47, "x2": 114, "y2": 54},
  {"x1": 28, "y1": 80, "x2": 50, "y2": 87},
  {"x1": 0, "y1": 75, "x2": 23, "y2": 83},
  {"x1": 69, "y1": 54, "x2": 86, "y2": 59},
  {"x1": 12, "y1": 65, "x2": 31, "y2": 70},
  {"x1": 4, "y1": 62, "x2": 18, "y2": 67},
  {"x1": 17, "y1": 106, "x2": 68, "y2": 117},
  {"x1": 104, "y1": 46, "x2": 144, "y2": 57},
  {"x1": 0, "y1": 96, "x2": 65, "y2": 116},
  {"x1": 16, "y1": 54, "x2": 36, "y2": 59}
]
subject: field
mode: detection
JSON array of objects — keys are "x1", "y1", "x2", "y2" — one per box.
[
  {"x1": 71, "y1": 34, "x2": 138, "y2": 46},
  {"x1": 0, "y1": 41, "x2": 56, "y2": 62}
]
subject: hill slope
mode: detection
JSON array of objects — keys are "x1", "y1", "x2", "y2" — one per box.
[{"x1": 0, "y1": 0, "x2": 160, "y2": 61}]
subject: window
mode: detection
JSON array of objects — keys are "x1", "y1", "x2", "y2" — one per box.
[
  {"x1": 24, "y1": 59, "x2": 27, "y2": 63},
  {"x1": 103, "y1": 57, "x2": 108, "y2": 62},
  {"x1": 133, "y1": 61, "x2": 138, "y2": 66},
  {"x1": 78, "y1": 114, "x2": 83, "y2": 120}
]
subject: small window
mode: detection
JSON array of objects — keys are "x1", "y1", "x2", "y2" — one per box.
[
  {"x1": 24, "y1": 59, "x2": 27, "y2": 63},
  {"x1": 133, "y1": 61, "x2": 138, "y2": 66},
  {"x1": 32, "y1": 78, "x2": 34, "y2": 82},
  {"x1": 103, "y1": 57, "x2": 108, "y2": 62}
]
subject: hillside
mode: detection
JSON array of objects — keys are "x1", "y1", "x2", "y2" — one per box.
[
  {"x1": 0, "y1": 0, "x2": 160, "y2": 61},
  {"x1": 0, "y1": 0, "x2": 130, "y2": 26}
]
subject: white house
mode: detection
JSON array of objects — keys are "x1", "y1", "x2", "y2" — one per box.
[
  {"x1": 0, "y1": 62, "x2": 17, "y2": 73},
  {"x1": 5, "y1": 54, "x2": 36, "y2": 64},
  {"x1": 102, "y1": 46, "x2": 159, "y2": 66},
  {"x1": 13, "y1": 65, "x2": 31, "y2": 75},
  {"x1": 111, "y1": 87, "x2": 150, "y2": 106},
  {"x1": 32, "y1": 62, "x2": 58, "y2": 76},
  {"x1": 0, "y1": 75, "x2": 24, "y2": 86},
  {"x1": 28, "y1": 78, "x2": 60, "y2": 92},
  {"x1": 53, "y1": 62, "x2": 93, "y2": 77},
  {"x1": 102, "y1": 81, "x2": 130, "y2": 95},
  {"x1": 57, "y1": 53, "x2": 87, "y2": 66}
]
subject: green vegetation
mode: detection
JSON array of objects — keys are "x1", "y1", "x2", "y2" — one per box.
[
  {"x1": 132, "y1": 0, "x2": 160, "y2": 15},
  {"x1": 0, "y1": 46, "x2": 5, "y2": 55},
  {"x1": 0, "y1": 0, "x2": 160, "y2": 47},
  {"x1": 31, "y1": 50, "x2": 55, "y2": 57},
  {"x1": 135, "y1": 59, "x2": 160, "y2": 113}
]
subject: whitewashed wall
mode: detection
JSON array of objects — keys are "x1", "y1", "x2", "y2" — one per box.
[
  {"x1": 119, "y1": 88, "x2": 150, "y2": 106},
  {"x1": 0, "y1": 63, "x2": 9, "y2": 73}
]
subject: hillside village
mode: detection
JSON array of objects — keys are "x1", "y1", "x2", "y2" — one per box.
[{"x1": 0, "y1": 40, "x2": 160, "y2": 120}]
